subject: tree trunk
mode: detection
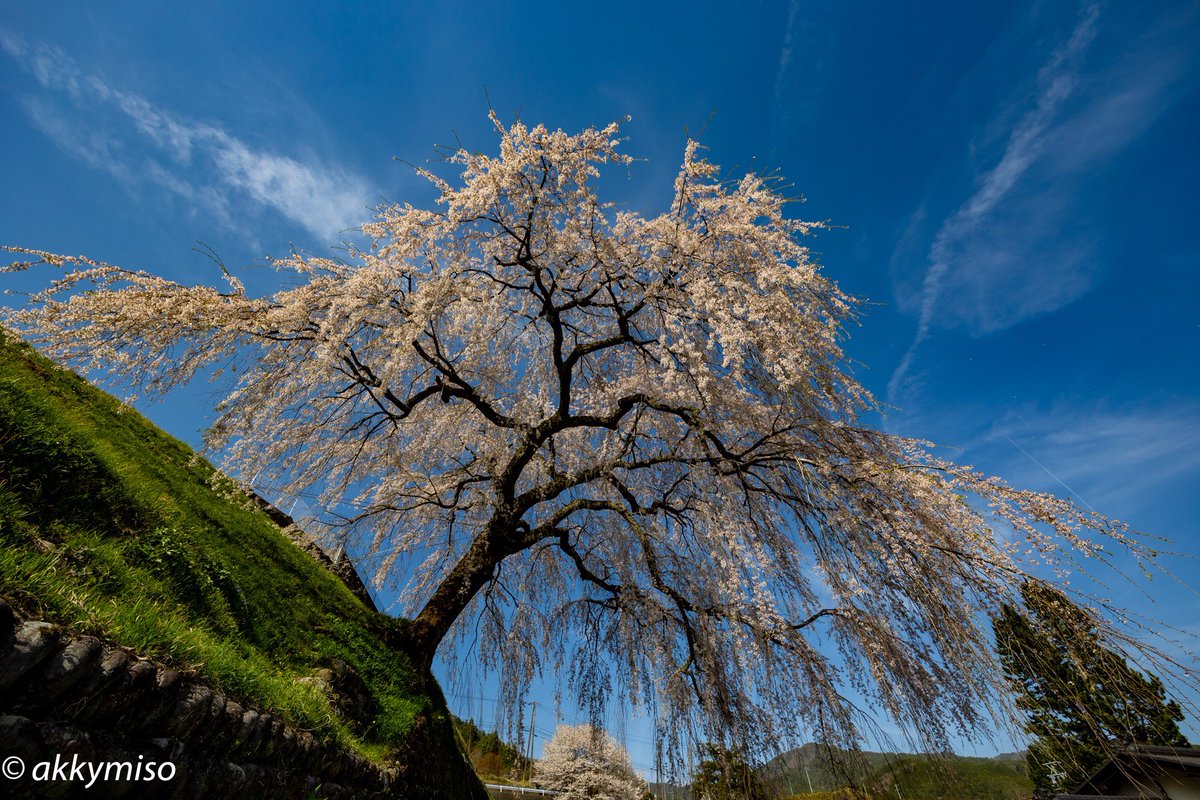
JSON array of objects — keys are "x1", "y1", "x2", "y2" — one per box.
[{"x1": 404, "y1": 524, "x2": 530, "y2": 669}]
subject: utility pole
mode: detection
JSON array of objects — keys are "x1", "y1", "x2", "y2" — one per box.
[{"x1": 524, "y1": 702, "x2": 538, "y2": 783}]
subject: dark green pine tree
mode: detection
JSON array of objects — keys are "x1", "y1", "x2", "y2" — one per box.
[{"x1": 995, "y1": 582, "x2": 1188, "y2": 798}]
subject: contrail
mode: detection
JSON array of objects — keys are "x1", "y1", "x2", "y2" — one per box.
[{"x1": 1005, "y1": 434, "x2": 1096, "y2": 513}]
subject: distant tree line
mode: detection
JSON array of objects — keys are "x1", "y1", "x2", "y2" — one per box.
[{"x1": 454, "y1": 716, "x2": 530, "y2": 780}]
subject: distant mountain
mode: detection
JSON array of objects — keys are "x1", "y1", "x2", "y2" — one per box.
[
  {"x1": 761, "y1": 742, "x2": 894, "y2": 793},
  {"x1": 990, "y1": 751, "x2": 1026, "y2": 762},
  {"x1": 641, "y1": 745, "x2": 1031, "y2": 800},
  {"x1": 760, "y1": 744, "x2": 1033, "y2": 800}
]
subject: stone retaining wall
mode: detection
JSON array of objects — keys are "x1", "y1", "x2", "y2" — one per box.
[{"x1": 0, "y1": 598, "x2": 395, "y2": 798}]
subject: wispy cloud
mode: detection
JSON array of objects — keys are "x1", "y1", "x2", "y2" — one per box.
[
  {"x1": 0, "y1": 32, "x2": 373, "y2": 244},
  {"x1": 772, "y1": 0, "x2": 803, "y2": 111},
  {"x1": 976, "y1": 401, "x2": 1200, "y2": 516},
  {"x1": 887, "y1": 3, "x2": 1100, "y2": 402},
  {"x1": 887, "y1": 3, "x2": 1192, "y2": 403},
  {"x1": 769, "y1": 0, "x2": 835, "y2": 148}
]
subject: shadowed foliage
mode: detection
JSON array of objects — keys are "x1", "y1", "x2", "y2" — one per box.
[{"x1": 995, "y1": 582, "x2": 1187, "y2": 796}]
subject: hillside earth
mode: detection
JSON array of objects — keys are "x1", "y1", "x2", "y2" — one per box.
[{"x1": 0, "y1": 333, "x2": 485, "y2": 798}]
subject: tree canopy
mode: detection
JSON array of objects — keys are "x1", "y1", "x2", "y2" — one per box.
[
  {"x1": 995, "y1": 582, "x2": 1188, "y2": 796},
  {"x1": 1, "y1": 114, "x2": 1188, "y2": 764}
]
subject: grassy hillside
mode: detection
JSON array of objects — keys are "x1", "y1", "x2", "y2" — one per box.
[
  {"x1": 862, "y1": 754, "x2": 1032, "y2": 800},
  {"x1": 765, "y1": 744, "x2": 1033, "y2": 800},
  {"x1": 0, "y1": 332, "x2": 429, "y2": 761}
]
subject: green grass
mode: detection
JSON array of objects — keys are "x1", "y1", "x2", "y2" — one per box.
[
  {"x1": 778, "y1": 769, "x2": 1031, "y2": 800},
  {"x1": 766, "y1": 746, "x2": 1033, "y2": 800},
  {"x1": 0, "y1": 332, "x2": 426, "y2": 761},
  {"x1": 867, "y1": 754, "x2": 1032, "y2": 800}
]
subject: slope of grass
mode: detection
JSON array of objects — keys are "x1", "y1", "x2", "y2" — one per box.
[
  {"x1": 0, "y1": 332, "x2": 425, "y2": 760},
  {"x1": 866, "y1": 754, "x2": 1032, "y2": 800},
  {"x1": 766, "y1": 745, "x2": 1033, "y2": 800}
]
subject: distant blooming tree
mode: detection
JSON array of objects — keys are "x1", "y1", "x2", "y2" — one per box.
[
  {"x1": 538, "y1": 723, "x2": 645, "y2": 800},
  {"x1": 995, "y1": 582, "x2": 1188, "y2": 797},
  {"x1": 2, "y1": 115, "x2": 1191, "y2": 766}
]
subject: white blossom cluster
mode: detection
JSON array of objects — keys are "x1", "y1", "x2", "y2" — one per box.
[{"x1": 537, "y1": 723, "x2": 644, "y2": 800}]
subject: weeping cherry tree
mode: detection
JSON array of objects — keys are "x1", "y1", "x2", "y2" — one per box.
[{"x1": 2, "y1": 114, "x2": 1189, "y2": 768}]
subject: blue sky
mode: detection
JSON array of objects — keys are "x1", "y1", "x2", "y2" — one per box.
[{"x1": 3, "y1": 0, "x2": 1199, "y2": 775}]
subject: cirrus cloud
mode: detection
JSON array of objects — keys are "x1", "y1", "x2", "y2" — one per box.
[{"x1": 1, "y1": 32, "x2": 374, "y2": 244}]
